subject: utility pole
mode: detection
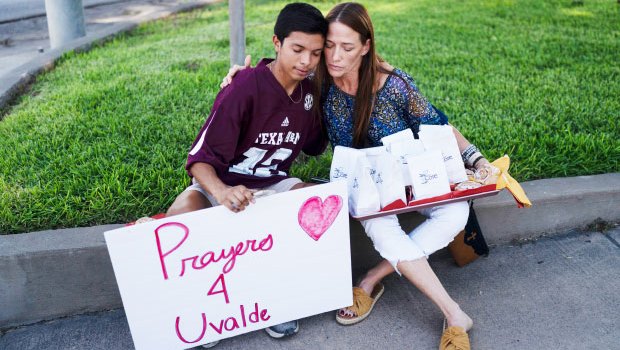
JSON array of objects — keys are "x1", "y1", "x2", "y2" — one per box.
[
  {"x1": 44, "y1": 0, "x2": 86, "y2": 49},
  {"x1": 229, "y1": 0, "x2": 245, "y2": 66}
]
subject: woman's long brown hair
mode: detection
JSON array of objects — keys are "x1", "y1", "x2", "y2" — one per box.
[
  {"x1": 323, "y1": 2, "x2": 381, "y2": 148},
  {"x1": 318, "y1": 2, "x2": 418, "y2": 148}
]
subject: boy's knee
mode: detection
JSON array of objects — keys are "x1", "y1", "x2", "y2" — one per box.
[
  {"x1": 166, "y1": 191, "x2": 210, "y2": 217},
  {"x1": 290, "y1": 182, "x2": 315, "y2": 190}
]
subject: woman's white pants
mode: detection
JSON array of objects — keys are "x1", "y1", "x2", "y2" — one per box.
[{"x1": 360, "y1": 201, "x2": 469, "y2": 274}]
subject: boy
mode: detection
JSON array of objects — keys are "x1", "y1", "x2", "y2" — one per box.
[{"x1": 165, "y1": 3, "x2": 328, "y2": 347}]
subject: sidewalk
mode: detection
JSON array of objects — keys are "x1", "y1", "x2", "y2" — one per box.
[{"x1": 1, "y1": 227, "x2": 618, "y2": 349}]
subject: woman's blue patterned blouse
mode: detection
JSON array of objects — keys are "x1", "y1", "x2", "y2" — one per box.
[{"x1": 323, "y1": 68, "x2": 447, "y2": 148}]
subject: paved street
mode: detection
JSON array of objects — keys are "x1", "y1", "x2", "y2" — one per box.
[
  {"x1": 0, "y1": 0, "x2": 140, "y2": 23},
  {"x1": 2, "y1": 227, "x2": 618, "y2": 350},
  {"x1": 0, "y1": 0, "x2": 195, "y2": 77}
]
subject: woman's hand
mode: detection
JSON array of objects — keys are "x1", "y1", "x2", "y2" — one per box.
[
  {"x1": 474, "y1": 162, "x2": 500, "y2": 185},
  {"x1": 474, "y1": 157, "x2": 491, "y2": 170},
  {"x1": 212, "y1": 185, "x2": 255, "y2": 212},
  {"x1": 220, "y1": 55, "x2": 253, "y2": 88}
]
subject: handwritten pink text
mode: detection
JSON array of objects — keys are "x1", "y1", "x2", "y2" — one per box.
[
  {"x1": 154, "y1": 222, "x2": 274, "y2": 280},
  {"x1": 175, "y1": 302, "x2": 271, "y2": 344}
]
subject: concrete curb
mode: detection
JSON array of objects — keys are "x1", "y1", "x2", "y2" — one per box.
[
  {"x1": 1, "y1": 173, "x2": 618, "y2": 330},
  {"x1": 473, "y1": 173, "x2": 620, "y2": 244},
  {"x1": 0, "y1": 0, "x2": 218, "y2": 116},
  {"x1": 0, "y1": 225, "x2": 124, "y2": 330}
]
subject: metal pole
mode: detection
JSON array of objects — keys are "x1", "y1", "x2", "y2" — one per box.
[
  {"x1": 229, "y1": 0, "x2": 245, "y2": 66},
  {"x1": 44, "y1": 0, "x2": 86, "y2": 49}
]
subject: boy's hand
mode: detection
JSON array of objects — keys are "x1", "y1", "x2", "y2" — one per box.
[
  {"x1": 220, "y1": 55, "x2": 252, "y2": 88},
  {"x1": 214, "y1": 185, "x2": 256, "y2": 212}
]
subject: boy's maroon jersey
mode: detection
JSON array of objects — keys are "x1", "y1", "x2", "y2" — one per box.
[{"x1": 186, "y1": 59, "x2": 326, "y2": 189}]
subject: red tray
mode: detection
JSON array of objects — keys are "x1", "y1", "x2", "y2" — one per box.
[{"x1": 352, "y1": 184, "x2": 500, "y2": 220}]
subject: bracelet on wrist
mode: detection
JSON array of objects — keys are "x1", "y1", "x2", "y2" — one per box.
[
  {"x1": 471, "y1": 155, "x2": 485, "y2": 168},
  {"x1": 461, "y1": 144, "x2": 479, "y2": 163}
]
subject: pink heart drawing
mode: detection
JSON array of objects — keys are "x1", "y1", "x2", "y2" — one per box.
[{"x1": 298, "y1": 195, "x2": 343, "y2": 241}]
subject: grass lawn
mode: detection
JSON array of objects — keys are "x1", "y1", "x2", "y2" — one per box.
[{"x1": 0, "y1": 0, "x2": 618, "y2": 234}]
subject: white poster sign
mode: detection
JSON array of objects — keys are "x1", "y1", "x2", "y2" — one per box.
[{"x1": 104, "y1": 181, "x2": 351, "y2": 349}]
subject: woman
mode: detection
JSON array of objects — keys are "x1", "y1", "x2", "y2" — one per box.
[
  {"x1": 320, "y1": 1, "x2": 480, "y2": 343},
  {"x1": 223, "y1": 3, "x2": 491, "y2": 348}
]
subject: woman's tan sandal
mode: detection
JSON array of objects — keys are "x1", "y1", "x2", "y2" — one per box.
[
  {"x1": 335, "y1": 283, "x2": 384, "y2": 325},
  {"x1": 439, "y1": 325, "x2": 470, "y2": 350}
]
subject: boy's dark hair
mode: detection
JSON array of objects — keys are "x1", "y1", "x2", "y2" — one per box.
[{"x1": 274, "y1": 3, "x2": 327, "y2": 43}]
